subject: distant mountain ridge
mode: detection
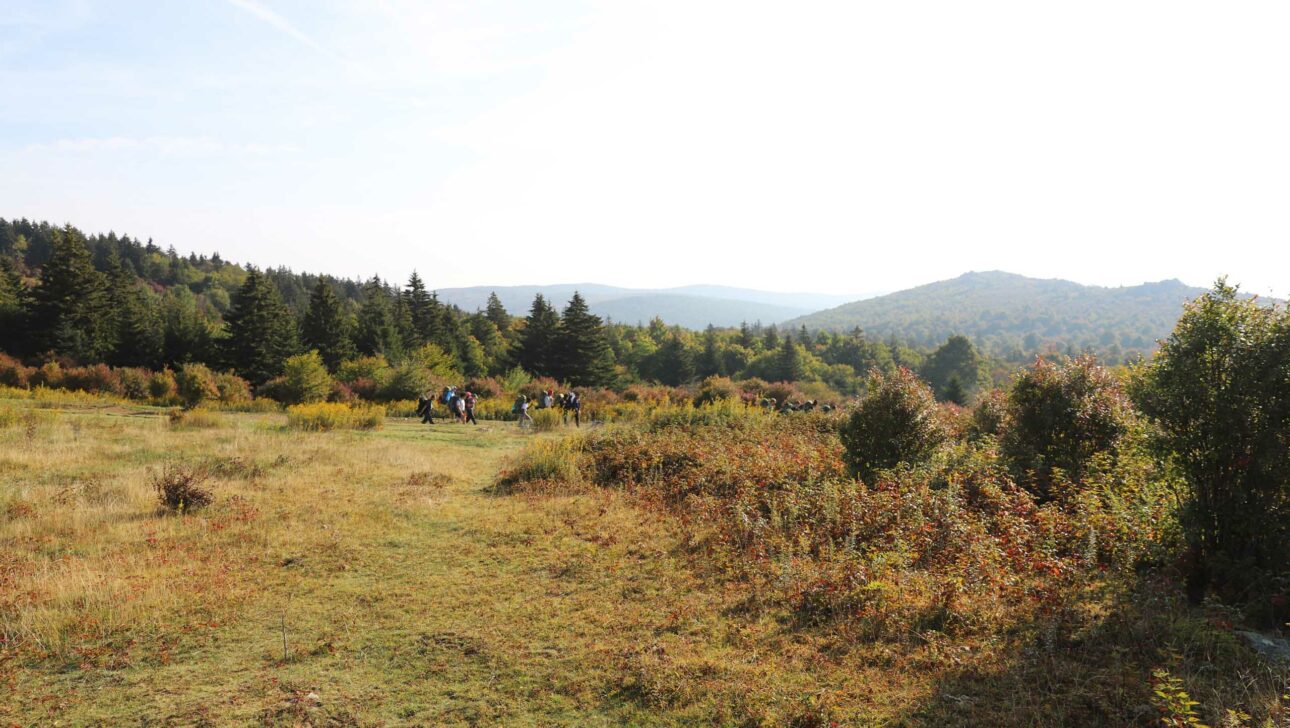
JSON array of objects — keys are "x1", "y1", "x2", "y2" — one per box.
[
  {"x1": 787, "y1": 271, "x2": 1214, "y2": 362},
  {"x1": 433, "y1": 284, "x2": 866, "y2": 329}
]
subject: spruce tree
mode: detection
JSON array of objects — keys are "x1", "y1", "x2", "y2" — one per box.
[
  {"x1": 31, "y1": 226, "x2": 113, "y2": 361},
  {"x1": 556, "y1": 292, "x2": 616, "y2": 387},
  {"x1": 354, "y1": 277, "x2": 402, "y2": 360},
  {"x1": 221, "y1": 268, "x2": 299, "y2": 384},
  {"x1": 485, "y1": 292, "x2": 511, "y2": 331},
  {"x1": 301, "y1": 278, "x2": 356, "y2": 370},
  {"x1": 652, "y1": 333, "x2": 695, "y2": 386},
  {"x1": 404, "y1": 272, "x2": 437, "y2": 347},
  {"x1": 778, "y1": 334, "x2": 807, "y2": 382},
  {"x1": 162, "y1": 287, "x2": 212, "y2": 365},
  {"x1": 106, "y1": 250, "x2": 164, "y2": 368},
  {"x1": 515, "y1": 294, "x2": 560, "y2": 377},
  {"x1": 698, "y1": 325, "x2": 724, "y2": 378},
  {"x1": 0, "y1": 257, "x2": 30, "y2": 354}
]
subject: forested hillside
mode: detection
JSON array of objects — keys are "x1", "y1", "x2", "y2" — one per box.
[
  {"x1": 0, "y1": 218, "x2": 945, "y2": 399},
  {"x1": 790, "y1": 271, "x2": 1212, "y2": 363}
]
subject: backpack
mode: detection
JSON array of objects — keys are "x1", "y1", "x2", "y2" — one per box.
[{"x1": 512, "y1": 396, "x2": 524, "y2": 414}]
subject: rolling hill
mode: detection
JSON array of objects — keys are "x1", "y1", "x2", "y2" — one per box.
[{"x1": 788, "y1": 271, "x2": 1214, "y2": 361}]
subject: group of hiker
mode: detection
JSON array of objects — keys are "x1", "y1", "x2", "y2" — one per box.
[
  {"x1": 416, "y1": 386, "x2": 478, "y2": 425},
  {"x1": 414, "y1": 386, "x2": 582, "y2": 428},
  {"x1": 755, "y1": 397, "x2": 835, "y2": 414},
  {"x1": 512, "y1": 388, "x2": 582, "y2": 428}
]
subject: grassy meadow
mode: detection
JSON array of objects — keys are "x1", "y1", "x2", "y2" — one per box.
[{"x1": 1, "y1": 392, "x2": 1287, "y2": 726}]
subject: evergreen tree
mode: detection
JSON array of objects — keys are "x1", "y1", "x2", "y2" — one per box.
[
  {"x1": 221, "y1": 268, "x2": 299, "y2": 384},
  {"x1": 652, "y1": 333, "x2": 695, "y2": 386},
  {"x1": 762, "y1": 324, "x2": 780, "y2": 350},
  {"x1": 737, "y1": 321, "x2": 756, "y2": 350},
  {"x1": 467, "y1": 313, "x2": 509, "y2": 375},
  {"x1": 778, "y1": 334, "x2": 807, "y2": 381},
  {"x1": 0, "y1": 257, "x2": 30, "y2": 354},
  {"x1": 514, "y1": 294, "x2": 560, "y2": 377},
  {"x1": 697, "y1": 325, "x2": 724, "y2": 378},
  {"x1": 105, "y1": 250, "x2": 164, "y2": 368},
  {"x1": 405, "y1": 271, "x2": 438, "y2": 347},
  {"x1": 161, "y1": 287, "x2": 212, "y2": 364},
  {"x1": 485, "y1": 292, "x2": 511, "y2": 331},
  {"x1": 301, "y1": 278, "x2": 356, "y2": 370},
  {"x1": 392, "y1": 290, "x2": 419, "y2": 351},
  {"x1": 354, "y1": 277, "x2": 402, "y2": 360},
  {"x1": 921, "y1": 334, "x2": 983, "y2": 401},
  {"x1": 556, "y1": 292, "x2": 616, "y2": 387},
  {"x1": 31, "y1": 226, "x2": 113, "y2": 361}
]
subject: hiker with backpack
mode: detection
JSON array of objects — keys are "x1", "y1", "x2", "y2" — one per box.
[
  {"x1": 513, "y1": 394, "x2": 533, "y2": 428},
  {"x1": 416, "y1": 392, "x2": 435, "y2": 424},
  {"x1": 463, "y1": 390, "x2": 478, "y2": 425},
  {"x1": 565, "y1": 390, "x2": 582, "y2": 427}
]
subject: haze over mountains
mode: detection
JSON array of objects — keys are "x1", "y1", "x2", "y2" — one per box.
[
  {"x1": 788, "y1": 271, "x2": 1217, "y2": 361},
  {"x1": 434, "y1": 284, "x2": 864, "y2": 329}
]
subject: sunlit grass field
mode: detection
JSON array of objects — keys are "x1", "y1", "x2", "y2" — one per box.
[
  {"x1": 0, "y1": 396, "x2": 870, "y2": 725},
  {"x1": 2, "y1": 393, "x2": 1286, "y2": 726}
]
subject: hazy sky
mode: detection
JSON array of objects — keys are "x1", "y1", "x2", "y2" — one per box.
[{"x1": 2, "y1": 1, "x2": 1287, "y2": 296}]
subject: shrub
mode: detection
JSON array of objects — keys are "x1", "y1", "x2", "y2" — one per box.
[
  {"x1": 269, "y1": 351, "x2": 332, "y2": 405},
  {"x1": 520, "y1": 376, "x2": 562, "y2": 401},
  {"x1": 286, "y1": 402, "x2": 385, "y2": 431},
  {"x1": 168, "y1": 408, "x2": 219, "y2": 429},
  {"x1": 0, "y1": 353, "x2": 32, "y2": 388},
  {"x1": 498, "y1": 366, "x2": 531, "y2": 395},
  {"x1": 493, "y1": 438, "x2": 584, "y2": 493},
  {"x1": 0, "y1": 406, "x2": 17, "y2": 428},
  {"x1": 1134, "y1": 281, "x2": 1290, "y2": 604},
  {"x1": 152, "y1": 464, "x2": 214, "y2": 512},
  {"x1": 1000, "y1": 356, "x2": 1134, "y2": 501},
  {"x1": 175, "y1": 363, "x2": 219, "y2": 409},
  {"x1": 337, "y1": 355, "x2": 391, "y2": 387},
  {"x1": 213, "y1": 371, "x2": 252, "y2": 404},
  {"x1": 328, "y1": 379, "x2": 358, "y2": 404},
  {"x1": 30, "y1": 362, "x2": 63, "y2": 389},
  {"x1": 62, "y1": 364, "x2": 123, "y2": 396},
  {"x1": 464, "y1": 377, "x2": 503, "y2": 400},
  {"x1": 378, "y1": 362, "x2": 436, "y2": 402},
  {"x1": 839, "y1": 367, "x2": 947, "y2": 483},
  {"x1": 148, "y1": 369, "x2": 178, "y2": 402},
  {"x1": 762, "y1": 381, "x2": 801, "y2": 407},
  {"x1": 116, "y1": 367, "x2": 151, "y2": 400},
  {"x1": 694, "y1": 376, "x2": 738, "y2": 407},
  {"x1": 530, "y1": 408, "x2": 563, "y2": 431},
  {"x1": 967, "y1": 388, "x2": 1008, "y2": 439}
]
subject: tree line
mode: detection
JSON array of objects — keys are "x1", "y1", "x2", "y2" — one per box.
[{"x1": 0, "y1": 219, "x2": 994, "y2": 399}]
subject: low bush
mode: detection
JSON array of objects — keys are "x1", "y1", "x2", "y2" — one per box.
[
  {"x1": 286, "y1": 402, "x2": 384, "y2": 431},
  {"x1": 168, "y1": 408, "x2": 220, "y2": 429},
  {"x1": 147, "y1": 369, "x2": 178, "y2": 402},
  {"x1": 62, "y1": 364, "x2": 123, "y2": 396},
  {"x1": 175, "y1": 363, "x2": 219, "y2": 409},
  {"x1": 151, "y1": 464, "x2": 214, "y2": 512},
  {"x1": 213, "y1": 371, "x2": 253, "y2": 404},
  {"x1": 839, "y1": 367, "x2": 948, "y2": 482},
  {"x1": 493, "y1": 438, "x2": 584, "y2": 493},
  {"x1": 530, "y1": 407, "x2": 564, "y2": 431},
  {"x1": 116, "y1": 367, "x2": 151, "y2": 400},
  {"x1": 693, "y1": 376, "x2": 738, "y2": 407},
  {"x1": 1000, "y1": 356, "x2": 1134, "y2": 501}
]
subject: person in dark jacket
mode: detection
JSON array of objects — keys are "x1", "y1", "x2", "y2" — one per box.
[{"x1": 416, "y1": 393, "x2": 435, "y2": 424}]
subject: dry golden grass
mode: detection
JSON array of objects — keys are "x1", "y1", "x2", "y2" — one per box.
[{"x1": 1, "y1": 395, "x2": 1285, "y2": 726}]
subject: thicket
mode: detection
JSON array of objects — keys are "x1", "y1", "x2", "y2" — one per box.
[{"x1": 496, "y1": 288, "x2": 1290, "y2": 721}]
